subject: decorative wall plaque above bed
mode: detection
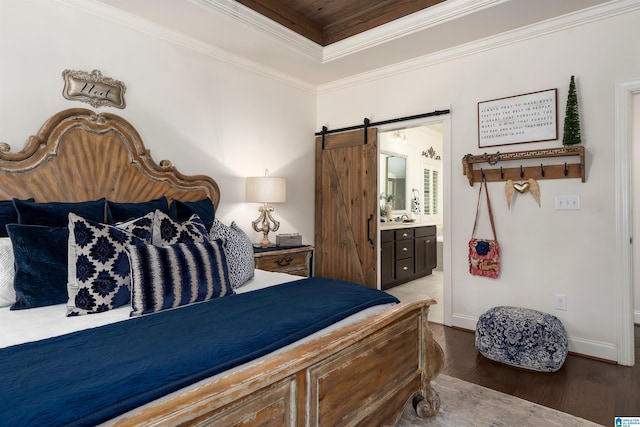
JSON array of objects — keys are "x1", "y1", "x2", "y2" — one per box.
[{"x1": 62, "y1": 69, "x2": 126, "y2": 109}]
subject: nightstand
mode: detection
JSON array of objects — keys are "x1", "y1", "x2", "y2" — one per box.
[{"x1": 253, "y1": 245, "x2": 314, "y2": 277}]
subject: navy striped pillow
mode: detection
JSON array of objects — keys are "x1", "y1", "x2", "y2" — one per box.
[{"x1": 127, "y1": 240, "x2": 233, "y2": 316}]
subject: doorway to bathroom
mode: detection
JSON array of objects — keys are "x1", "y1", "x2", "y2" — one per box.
[{"x1": 378, "y1": 118, "x2": 450, "y2": 325}]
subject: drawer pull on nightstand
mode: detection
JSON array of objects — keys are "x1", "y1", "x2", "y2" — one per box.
[{"x1": 274, "y1": 257, "x2": 293, "y2": 267}]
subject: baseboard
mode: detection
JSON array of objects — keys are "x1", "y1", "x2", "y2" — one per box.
[
  {"x1": 568, "y1": 337, "x2": 617, "y2": 363},
  {"x1": 451, "y1": 313, "x2": 618, "y2": 363},
  {"x1": 451, "y1": 313, "x2": 478, "y2": 331}
]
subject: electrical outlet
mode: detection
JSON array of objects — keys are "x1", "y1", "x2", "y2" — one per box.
[
  {"x1": 555, "y1": 195, "x2": 581, "y2": 210},
  {"x1": 555, "y1": 294, "x2": 567, "y2": 310}
]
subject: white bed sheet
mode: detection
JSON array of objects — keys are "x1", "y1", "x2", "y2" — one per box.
[{"x1": 0, "y1": 269, "x2": 302, "y2": 349}]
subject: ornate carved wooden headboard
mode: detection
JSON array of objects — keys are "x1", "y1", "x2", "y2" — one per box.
[{"x1": 0, "y1": 108, "x2": 220, "y2": 208}]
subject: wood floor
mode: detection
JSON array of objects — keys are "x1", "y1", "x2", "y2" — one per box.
[{"x1": 429, "y1": 323, "x2": 640, "y2": 426}]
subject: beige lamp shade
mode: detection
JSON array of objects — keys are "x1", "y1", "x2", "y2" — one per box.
[{"x1": 246, "y1": 176, "x2": 286, "y2": 203}]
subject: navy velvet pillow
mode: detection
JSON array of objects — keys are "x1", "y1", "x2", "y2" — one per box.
[
  {"x1": 169, "y1": 198, "x2": 215, "y2": 231},
  {"x1": 106, "y1": 196, "x2": 169, "y2": 224},
  {"x1": 0, "y1": 199, "x2": 34, "y2": 237},
  {"x1": 6, "y1": 224, "x2": 69, "y2": 310},
  {"x1": 14, "y1": 198, "x2": 107, "y2": 227}
]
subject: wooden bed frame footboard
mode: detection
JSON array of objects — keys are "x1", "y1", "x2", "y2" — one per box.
[{"x1": 109, "y1": 300, "x2": 444, "y2": 426}]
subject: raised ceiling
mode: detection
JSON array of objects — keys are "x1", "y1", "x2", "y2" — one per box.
[
  {"x1": 90, "y1": 0, "x2": 617, "y2": 86},
  {"x1": 235, "y1": 0, "x2": 446, "y2": 45}
]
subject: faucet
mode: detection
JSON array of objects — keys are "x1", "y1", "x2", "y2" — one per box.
[{"x1": 400, "y1": 214, "x2": 408, "y2": 221}]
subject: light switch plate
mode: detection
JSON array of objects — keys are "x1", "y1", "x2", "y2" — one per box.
[{"x1": 555, "y1": 195, "x2": 580, "y2": 210}]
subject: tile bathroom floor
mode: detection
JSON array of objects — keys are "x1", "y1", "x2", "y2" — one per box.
[{"x1": 385, "y1": 270, "x2": 443, "y2": 324}]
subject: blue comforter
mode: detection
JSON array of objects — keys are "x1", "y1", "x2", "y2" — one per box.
[{"x1": 0, "y1": 278, "x2": 398, "y2": 426}]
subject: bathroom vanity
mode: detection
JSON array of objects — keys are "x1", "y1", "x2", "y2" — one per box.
[{"x1": 380, "y1": 224, "x2": 437, "y2": 290}]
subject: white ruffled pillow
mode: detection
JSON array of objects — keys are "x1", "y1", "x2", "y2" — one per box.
[{"x1": 0, "y1": 238, "x2": 16, "y2": 307}]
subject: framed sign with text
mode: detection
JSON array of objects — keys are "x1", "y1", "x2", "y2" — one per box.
[
  {"x1": 62, "y1": 69, "x2": 126, "y2": 109},
  {"x1": 478, "y1": 88, "x2": 557, "y2": 148}
]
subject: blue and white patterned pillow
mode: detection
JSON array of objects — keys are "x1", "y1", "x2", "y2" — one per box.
[
  {"x1": 152, "y1": 210, "x2": 208, "y2": 246},
  {"x1": 209, "y1": 219, "x2": 254, "y2": 289},
  {"x1": 116, "y1": 213, "x2": 154, "y2": 243},
  {"x1": 127, "y1": 240, "x2": 233, "y2": 316},
  {"x1": 66, "y1": 212, "x2": 154, "y2": 316}
]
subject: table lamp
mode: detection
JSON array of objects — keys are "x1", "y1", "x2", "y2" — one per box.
[{"x1": 246, "y1": 169, "x2": 286, "y2": 247}]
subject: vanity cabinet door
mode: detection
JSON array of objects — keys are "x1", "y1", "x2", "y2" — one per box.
[
  {"x1": 415, "y1": 226, "x2": 437, "y2": 275},
  {"x1": 426, "y1": 237, "x2": 437, "y2": 271},
  {"x1": 380, "y1": 231, "x2": 394, "y2": 287}
]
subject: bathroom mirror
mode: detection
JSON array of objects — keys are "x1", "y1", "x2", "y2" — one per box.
[{"x1": 380, "y1": 153, "x2": 407, "y2": 211}]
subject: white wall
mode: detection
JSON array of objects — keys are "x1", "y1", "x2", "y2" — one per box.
[
  {"x1": 0, "y1": 0, "x2": 317, "y2": 245},
  {"x1": 318, "y1": 9, "x2": 640, "y2": 361}
]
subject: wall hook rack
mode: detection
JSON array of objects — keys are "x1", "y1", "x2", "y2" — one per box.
[{"x1": 462, "y1": 146, "x2": 585, "y2": 186}]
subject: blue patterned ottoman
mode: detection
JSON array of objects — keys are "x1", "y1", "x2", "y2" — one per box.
[{"x1": 475, "y1": 306, "x2": 568, "y2": 372}]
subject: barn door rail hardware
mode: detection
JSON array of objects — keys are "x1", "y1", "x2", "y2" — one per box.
[
  {"x1": 316, "y1": 109, "x2": 450, "y2": 149},
  {"x1": 462, "y1": 146, "x2": 585, "y2": 186}
]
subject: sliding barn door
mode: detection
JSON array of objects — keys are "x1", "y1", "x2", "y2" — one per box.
[{"x1": 315, "y1": 128, "x2": 378, "y2": 288}]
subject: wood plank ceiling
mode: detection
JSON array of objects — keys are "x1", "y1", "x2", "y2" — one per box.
[{"x1": 235, "y1": 0, "x2": 446, "y2": 46}]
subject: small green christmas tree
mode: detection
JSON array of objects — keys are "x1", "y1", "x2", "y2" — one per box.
[{"x1": 562, "y1": 75, "x2": 581, "y2": 146}]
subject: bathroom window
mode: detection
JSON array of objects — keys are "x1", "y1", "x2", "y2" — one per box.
[{"x1": 423, "y1": 167, "x2": 440, "y2": 217}]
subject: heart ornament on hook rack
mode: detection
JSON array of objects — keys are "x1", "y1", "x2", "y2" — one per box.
[
  {"x1": 513, "y1": 181, "x2": 530, "y2": 193},
  {"x1": 505, "y1": 179, "x2": 540, "y2": 209}
]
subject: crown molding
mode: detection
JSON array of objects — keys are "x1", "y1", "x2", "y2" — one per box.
[
  {"x1": 53, "y1": 0, "x2": 639, "y2": 93},
  {"x1": 191, "y1": 0, "x2": 323, "y2": 62},
  {"x1": 52, "y1": 0, "x2": 317, "y2": 93},
  {"x1": 192, "y1": 0, "x2": 502, "y2": 64},
  {"x1": 322, "y1": 0, "x2": 503, "y2": 63},
  {"x1": 317, "y1": 0, "x2": 640, "y2": 94}
]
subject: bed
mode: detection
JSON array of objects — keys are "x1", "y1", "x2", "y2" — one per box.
[{"x1": 0, "y1": 108, "x2": 443, "y2": 426}]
